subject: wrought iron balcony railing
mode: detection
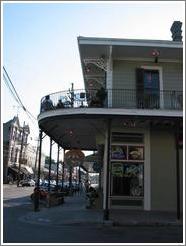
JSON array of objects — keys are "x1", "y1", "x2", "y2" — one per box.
[{"x1": 40, "y1": 89, "x2": 183, "y2": 113}]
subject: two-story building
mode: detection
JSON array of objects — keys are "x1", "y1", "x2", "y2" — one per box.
[{"x1": 37, "y1": 21, "x2": 183, "y2": 219}]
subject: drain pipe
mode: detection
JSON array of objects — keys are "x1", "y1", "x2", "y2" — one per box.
[
  {"x1": 103, "y1": 118, "x2": 111, "y2": 220},
  {"x1": 175, "y1": 119, "x2": 181, "y2": 220}
]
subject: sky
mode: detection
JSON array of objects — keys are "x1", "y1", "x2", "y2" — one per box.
[{"x1": 2, "y1": 1, "x2": 185, "y2": 155}]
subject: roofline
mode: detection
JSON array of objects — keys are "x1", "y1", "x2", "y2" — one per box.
[{"x1": 78, "y1": 36, "x2": 183, "y2": 49}]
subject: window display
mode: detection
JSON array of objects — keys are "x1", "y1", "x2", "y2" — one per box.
[
  {"x1": 111, "y1": 162, "x2": 144, "y2": 197},
  {"x1": 128, "y1": 146, "x2": 144, "y2": 160},
  {"x1": 111, "y1": 140, "x2": 144, "y2": 200},
  {"x1": 111, "y1": 163, "x2": 123, "y2": 177},
  {"x1": 111, "y1": 145, "x2": 127, "y2": 160}
]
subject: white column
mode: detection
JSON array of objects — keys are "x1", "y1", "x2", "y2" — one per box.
[
  {"x1": 106, "y1": 46, "x2": 113, "y2": 108},
  {"x1": 144, "y1": 128, "x2": 151, "y2": 210}
]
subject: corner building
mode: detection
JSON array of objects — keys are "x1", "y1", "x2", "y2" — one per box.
[{"x1": 38, "y1": 22, "x2": 183, "y2": 217}]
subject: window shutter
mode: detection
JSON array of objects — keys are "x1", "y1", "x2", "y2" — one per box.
[{"x1": 136, "y1": 68, "x2": 144, "y2": 108}]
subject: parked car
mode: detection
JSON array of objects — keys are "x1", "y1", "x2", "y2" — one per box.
[
  {"x1": 40, "y1": 183, "x2": 57, "y2": 191},
  {"x1": 20, "y1": 179, "x2": 35, "y2": 187}
]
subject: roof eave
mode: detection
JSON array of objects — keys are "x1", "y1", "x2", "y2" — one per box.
[{"x1": 78, "y1": 36, "x2": 183, "y2": 49}]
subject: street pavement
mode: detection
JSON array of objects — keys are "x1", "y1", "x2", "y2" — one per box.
[{"x1": 3, "y1": 184, "x2": 183, "y2": 244}]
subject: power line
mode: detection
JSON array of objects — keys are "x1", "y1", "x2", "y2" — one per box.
[
  {"x1": 3, "y1": 74, "x2": 21, "y2": 105},
  {"x1": 3, "y1": 66, "x2": 38, "y2": 126},
  {"x1": 3, "y1": 66, "x2": 26, "y2": 111}
]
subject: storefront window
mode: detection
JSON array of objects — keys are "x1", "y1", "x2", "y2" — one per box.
[
  {"x1": 111, "y1": 145, "x2": 127, "y2": 160},
  {"x1": 128, "y1": 146, "x2": 144, "y2": 160},
  {"x1": 111, "y1": 162, "x2": 144, "y2": 197},
  {"x1": 111, "y1": 133, "x2": 144, "y2": 199}
]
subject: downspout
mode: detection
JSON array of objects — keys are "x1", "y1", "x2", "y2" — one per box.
[
  {"x1": 103, "y1": 118, "x2": 111, "y2": 220},
  {"x1": 175, "y1": 120, "x2": 181, "y2": 220}
]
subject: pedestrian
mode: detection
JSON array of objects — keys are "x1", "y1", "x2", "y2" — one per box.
[
  {"x1": 41, "y1": 95, "x2": 54, "y2": 112},
  {"x1": 85, "y1": 179, "x2": 90, "y2": 193},
  {"x1": 56, "y1": 99, "x2": 65, "y2": 109}
]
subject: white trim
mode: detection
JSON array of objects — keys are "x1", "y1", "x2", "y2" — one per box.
[
  {"x1": 78, "y1": 37, "x2": 183, "y2": 49},
  {"x1": 144, "y1": 127, "x2": 151, "y2": 210},
  {"x1": 141, "y1": 65, "x2": 164, "y2": 109}
]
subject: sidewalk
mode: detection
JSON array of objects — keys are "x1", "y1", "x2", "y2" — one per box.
[
  {"x1": 20, "y1": 194, "x2": 183, "y2": 227},
  {"x1": 21, "y1": 194, "x2": 102, "y2": 226}
]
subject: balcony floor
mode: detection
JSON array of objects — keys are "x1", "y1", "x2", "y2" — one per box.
[{"x1": 38, "y1": 107, "x2": 182, "y2": 150}]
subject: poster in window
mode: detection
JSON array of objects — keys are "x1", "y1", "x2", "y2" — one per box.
[
  {"x1": 128, "y1": 146, "x2": 144, "y2": 160},
  {"x1": 111, "y1": 145, "x2": 127, "y2": 160},
  {"x1": 111, "y1": 163, "x2": 123, "y2": 177},
  {"x1": 123, "y1": 163, "x2": 144, "y2": 196}
]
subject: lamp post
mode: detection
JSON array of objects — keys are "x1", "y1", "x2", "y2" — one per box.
[
  {"x1": 34, "y1": 129, "x2": 43, "y2": 212},
  {"x1": 48, "y1": 138, "x2": 53, "y2": 193},
  {"x1": 34, "y1": 138, "x2": 40, "y2": 179},
  {"x1": 56, "y1": 144, "x2": 60, "y2": 188}
]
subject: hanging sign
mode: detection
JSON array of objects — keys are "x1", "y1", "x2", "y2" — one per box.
[{"x1": 65, "y1": 149, "x2": 85, "y2": 166}]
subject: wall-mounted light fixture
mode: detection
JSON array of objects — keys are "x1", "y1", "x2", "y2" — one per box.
[
  {"x1": 88, "y1": 80, "x2": 93, "y2": 87},
  {"x1": 152, "y1": 49, "x2": 160, "y2": 63},
  {"x1": 85, "y1": 66, "x2": 90, "y2": 73}
]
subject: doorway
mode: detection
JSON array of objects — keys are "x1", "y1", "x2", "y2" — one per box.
[
  {"x1": 136, "y1": 68, "x2": 161, "y2": 109},
  {"x1": 143, "y1": 69, "x2": 160, "y2": 109}
]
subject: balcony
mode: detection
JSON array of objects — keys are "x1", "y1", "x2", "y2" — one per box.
[{"x1": 40, "y1": 89, "x2": 183, "y2": 113}]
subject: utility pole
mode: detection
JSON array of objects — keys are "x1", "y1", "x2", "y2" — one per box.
[{"x1": 17, "y1": 121, "x2": 25, "y2": 187}]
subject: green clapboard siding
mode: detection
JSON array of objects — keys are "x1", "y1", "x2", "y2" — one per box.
[
  {"x1": 112, "y1": 60, "x2": 183, "y2": 107},
  {"x1": 113, "y1": 60, "x2": 182, "y2": 90},
  {"x1": 150, "y1": 129, "x2": 177, "y2": 211}
]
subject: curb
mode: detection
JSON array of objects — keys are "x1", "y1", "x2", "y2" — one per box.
[
  {"x1": 19, "y1": 214, "x2": 182, "y2": 228},
  {"x1": 113, "y1": 221, "x2": 183, "y2": 227},
  {"x1": 19, "y1": 215, "x2": 103, "y2": 226}
]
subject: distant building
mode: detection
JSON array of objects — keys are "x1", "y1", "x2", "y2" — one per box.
[
  {"x1": 3, "y1": 116, "x2": 46, "y2": 183},
  {"x1": 3, "y1": 116, "x2": 30, "y2": 182},
  {"x1": 26, "y1": 144, "x2": 45, "y2": 177}
]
